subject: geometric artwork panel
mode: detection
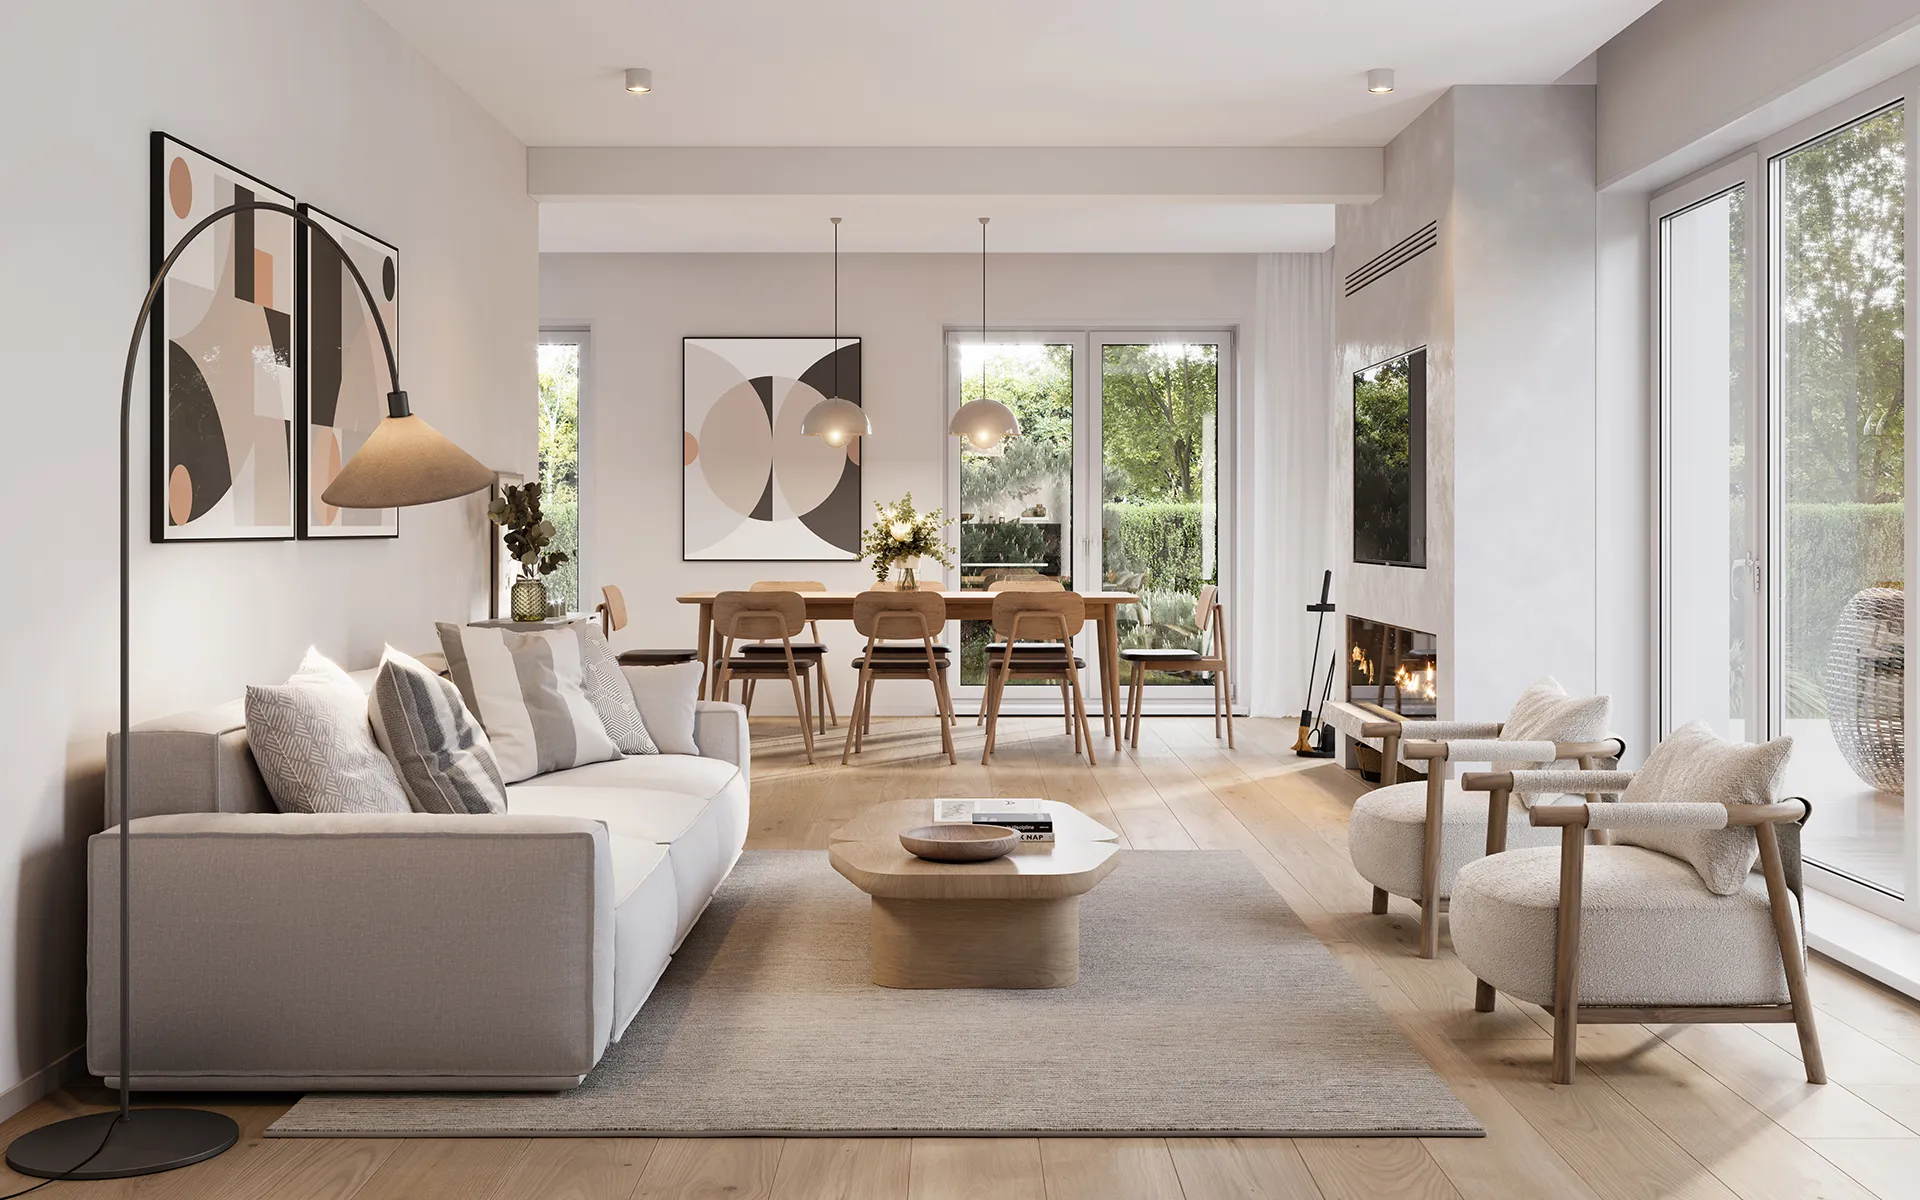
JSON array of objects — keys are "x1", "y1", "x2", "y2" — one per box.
[
  {"x1": 298, "y1": 204, "x2": 398, "y2": 538},
  {"x1": 151, "y1": 133, "x2": 297, "y2": 542},
  {"x1": 682, "y1": 337, "x2": 861, "y2": 561}
]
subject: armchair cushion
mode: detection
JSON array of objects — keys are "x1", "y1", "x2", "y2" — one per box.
[
  {"x1": 1349, "y1": 781, "x2": 1559, "y2": 901},
  {"x1": 1496, "y1": 678, "x2": 1611, "y2": 773},
  {"x1": 1616, "y1": 722, "x2": 1794, "y2": 895},
  {"x1": 1451, "y1": 844, "x2": 1796, "y2": 1007}
]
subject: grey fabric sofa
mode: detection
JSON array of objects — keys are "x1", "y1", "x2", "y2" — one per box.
[{"x1": 88, "y1": 673, "x2": 749, "y2": 1092}]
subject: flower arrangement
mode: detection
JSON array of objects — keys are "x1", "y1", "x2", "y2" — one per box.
[
  {"x1": 859, "y1": 492, "x2": 955, "y2": 585},
  {"x1": 488, "y1": 481, "x2": 569, "y2": 581}
]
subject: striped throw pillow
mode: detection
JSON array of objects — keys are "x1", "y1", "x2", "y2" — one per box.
[
  {"x1": 574, "y1": 623, "x2": 657, "y2": 755},
  {"x1": 436, "y1": 622, "x2": 621, "y2": 783},
  {"x1": 369, "y1": 647, "x2": 508, "y2": 815}
]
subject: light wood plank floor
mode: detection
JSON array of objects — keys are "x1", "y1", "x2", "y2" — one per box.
[{"x1": 9, "y1": 715, "x2": 1920, "y2": 1199}]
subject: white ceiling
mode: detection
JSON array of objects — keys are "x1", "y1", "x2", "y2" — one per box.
[
  {"x1": 365, "y1": 0, "x2": 1655, "y2": 148},
  {"x1": 538, "y1": 196, "x2": 1337, "y2": 254}
]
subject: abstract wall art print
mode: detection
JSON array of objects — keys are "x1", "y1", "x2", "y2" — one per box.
[
  {"x1": 298, "y1": 204, "x2": 398, "y2": 538},
  {"x1": 682, "y1": 336, "x2": 861, "y2": 561},
  {"x1": 151, "y1": 133, "x2": 297, "y2": 542}
]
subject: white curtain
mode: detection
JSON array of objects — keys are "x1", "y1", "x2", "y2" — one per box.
[{"x1": 1242, "y1": 252, "x2": 1336, "y2": 718}]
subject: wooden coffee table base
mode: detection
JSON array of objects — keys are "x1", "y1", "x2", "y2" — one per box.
[{"x1": 868, "y1": 895, "x2": 1081, "y2": 989}]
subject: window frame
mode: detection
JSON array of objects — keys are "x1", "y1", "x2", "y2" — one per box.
[{"x1": 1653, "y1": 71, "x2": 1920, "y2": 925}]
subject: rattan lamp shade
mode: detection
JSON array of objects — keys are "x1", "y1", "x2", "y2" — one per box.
[{"x1": 320, "y1": 413, "x2": 496, "y2": 509}]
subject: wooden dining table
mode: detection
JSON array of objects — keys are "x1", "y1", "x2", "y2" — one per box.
[{"x1": 676, "y1": 589, "x2": 1141, "y2": 748}]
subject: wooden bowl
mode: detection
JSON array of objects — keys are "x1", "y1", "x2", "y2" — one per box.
[{"x1": 899, "y1": 824, "x2": 1021, "y2": 863}]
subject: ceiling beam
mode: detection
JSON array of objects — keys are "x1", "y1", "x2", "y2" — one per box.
[{"x1": 528, "y1": 146, "x2": 1383, "y2": 203}]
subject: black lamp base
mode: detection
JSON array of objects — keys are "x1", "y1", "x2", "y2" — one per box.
[{"x1": 5, "y1": 1109, "x2": 237, "y2": 1180}]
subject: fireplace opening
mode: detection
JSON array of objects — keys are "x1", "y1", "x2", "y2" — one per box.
[{"x1": 1347, "y1": 616, "x2": 1439, "y2": 719}]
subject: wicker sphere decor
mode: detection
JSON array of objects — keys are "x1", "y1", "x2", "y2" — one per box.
[{"x1": 1825, "y1": 586, "x2": 1905, "y2": 792}]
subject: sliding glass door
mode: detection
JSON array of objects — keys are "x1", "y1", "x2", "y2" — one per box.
[
  {"x1": 1657, "y1": 81, "x2": 1916, "y2": 918},
  {"x1": 944, "y1": 330, "x2": 1234, "y2": 714},
  {"x1": 1773, "y1": 103, "x2": 1908, "y2": 896}
]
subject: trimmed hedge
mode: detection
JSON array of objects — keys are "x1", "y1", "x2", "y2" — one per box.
[{"x1": 1103, "y1": 501, "x2": 1206, "y2": 595}]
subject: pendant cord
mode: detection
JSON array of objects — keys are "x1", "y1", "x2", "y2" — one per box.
[
  {"x1": 979, "y1": 216, "x2": 989, "y2": 402},
  {"x1": 831, "y1": 217, "x2": 840, "y2": 400}
]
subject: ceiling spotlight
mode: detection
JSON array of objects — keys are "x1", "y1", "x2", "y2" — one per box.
[
  {"x1": 1366, "y1": 68, "x2": 1395, "y2": 94},
  {"x1": 624, "y1": 68, "x2": 653, "y2": 94}
]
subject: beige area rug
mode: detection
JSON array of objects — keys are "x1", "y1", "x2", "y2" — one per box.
[{"x1": 270, "y1": 850, "x2": 1481, "y2": 1138}]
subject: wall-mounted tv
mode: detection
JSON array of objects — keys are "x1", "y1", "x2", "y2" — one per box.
[{"x1": 1353, "y1": 347, "x2": 1427, "y2": 568}]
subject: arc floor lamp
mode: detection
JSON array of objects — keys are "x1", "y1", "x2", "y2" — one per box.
[{"x1": 4, "y1": 200, "x2": 494, "y2": 1181}]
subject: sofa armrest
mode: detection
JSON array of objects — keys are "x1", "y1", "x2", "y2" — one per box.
[
  {"x1": 694, "y1": 701, "x2": 750, "y2": 786},
  {"x1": 88, "y1": 812, "x2": 615, "y2": 1086}
]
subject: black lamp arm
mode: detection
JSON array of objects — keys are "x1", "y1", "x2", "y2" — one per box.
[{"x1": 112, "y1": 199, "x2": 403, "y2": 1121}]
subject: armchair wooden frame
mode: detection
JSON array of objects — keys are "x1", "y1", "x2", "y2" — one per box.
[
  {"x1": 1371, "y1": 732, "x2": 1624, "y2": 960},
  {"x1": 843, "y1": 591, "x2": 955, "y2": 765},
  {"x1": 1122, "y1": 584, "x2": 1232, "y2": 749},
  {"x1": 982, "y1": 592, "x2": 1098, "y2": 767},
  {"x1": 711, "y1": 590, "x2": 818, "y2": 765},
  {"x1": 1460, "y1": 772, "x2": 1824, "y2": 1086}
]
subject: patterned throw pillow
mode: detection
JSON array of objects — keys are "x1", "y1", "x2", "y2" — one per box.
[
  {"x1": 435, "y1": 622, "x2": 621, "y2": 783},
  {"x1": 244, "y1": 647, "x2": 409, "y2": 815},
  {"x1": 369, "y1": 647, "x2": 508, "y2": 814},
  {"x1": 573, "y1": 623, "x2": 657, "y2": 754},
  {"x1": 1616, "y1": 721, "x2": 1794, "y2": 894},
  {"x1": 1494, "y1": 677, "x2": 1611, "y2": 774}
]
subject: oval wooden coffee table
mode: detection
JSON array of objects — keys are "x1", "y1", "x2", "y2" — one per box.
[{"x1": 828, "y1": 800, "x2": 1120, "y2": 990}]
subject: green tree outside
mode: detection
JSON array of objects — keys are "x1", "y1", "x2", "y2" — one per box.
[{"x1": 537, "y1": 343, "x2": 580, "y2": 612}]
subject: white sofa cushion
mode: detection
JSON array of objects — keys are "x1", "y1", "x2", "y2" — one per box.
[
  {"x1": 1349, "y1": 780, "x2": 1560, "y2": 900},
  {"x1": 509, "y1": 756, "x2": 749, "y2": 946},
  {"x1": 605, "y1": 835, "x2": 677, "y2": 1041},
  {"x1": 575, "y1": 624, "x2": 657, "y2": 755},
  {"x1": 622, "y1": 663, "x2": 702, "y2": 755},
  {"x1": 1451, "y1": 844, "x2": 1795, "y2": 1007}
]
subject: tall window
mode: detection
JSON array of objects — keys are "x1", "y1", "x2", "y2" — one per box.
[
  {"x1": 1101, "y1": 343, "x2": 1220, "y2": 684},
  {"x1": 538, "y1": 337, "x2": 583, "y2": 613},
  {"x1": 1660, "y1": 183, "x2": 1750, "y2": 739},
  {"x1": 947, "y1": 330, "x2": 1234, "y2": 708},
  {"x1": 1775, "y1": 104, "x2": 1906, "y2": 893},
  {"x1": 956, "y1": 340, "x2": 1075, "y2": 687},
  {"x1": 1659, "y1": 90, "x2": 1913, "y2": 913}
]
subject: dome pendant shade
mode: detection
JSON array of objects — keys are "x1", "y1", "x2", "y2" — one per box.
[
  {"x1": 799, "y1": 395, "x2": 871, "y2": 447},
  {"x1": 319, "y1": 413, "x2": 497, "y2": 509},
  {"x1": 949, "y1": 398, "x2": 1020, "y2": 451}
]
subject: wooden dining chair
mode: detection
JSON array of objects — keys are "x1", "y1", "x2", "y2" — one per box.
[
  {"x1": 1122, "y1": 584, "x2": 1234, "y2": 749},
  {"x1": 712, "y1": 590, "x2": 817, "y2": 764},
  {"x1": 596, "y1": 584, "x2": 700, "y2": 667},
  {"x1": 981, "y1": 591, "x2": 1097, "y2": 766},
  {"x1": 736, "y1": 580, "x2": 836, "y2": 732},
  {"x1": 977, "y1": 577, "x2": 1075, "y2": 730},
  {"x1": 843, "y1": 591, "x2": 955, "y2": 765}
]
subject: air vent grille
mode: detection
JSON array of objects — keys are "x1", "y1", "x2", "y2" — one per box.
[{"x1": 1343, "y1": 221, "x2": 1438, "y2": 296}]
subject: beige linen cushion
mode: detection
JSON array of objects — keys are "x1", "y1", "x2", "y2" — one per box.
[
  {"x1": 436, "y1": 623, "x2": 622, "y2": 783},
  {"x1": 1495, "y1": 677, "x2": 1610, "y2": 773},
  {"x1": 621, "y1": 662, "x2": 703, "y2": 756},
  {"x1": 1615, "y1": 721, "x2": 1794, "y2": 895}
]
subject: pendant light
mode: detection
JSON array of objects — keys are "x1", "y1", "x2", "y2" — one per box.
[
  {"x1": 800, "y1": 216, "x2": 871, "y2": 447},
  {"x1": 950, "y1": 216, "x2": 1020, "y2": 451}
]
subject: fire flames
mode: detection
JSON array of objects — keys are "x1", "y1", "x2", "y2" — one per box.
[{"x1": 1394, "y1": 661, "x2": 1438, "y2": 702}]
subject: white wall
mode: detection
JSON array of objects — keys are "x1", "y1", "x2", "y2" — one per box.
[
  {"x1": 541, "y1": 251, "x2": 1330, "y2": 716},
  {"x1": 1598, "y1": 0, "x2": 1920, "y2": 188},
  {"x1": 1334, "y1": 86, "x2": 1600, "y2": 722},
  {"x1": 0, "y1": 0, "x2": 535, "y2": 1105}
]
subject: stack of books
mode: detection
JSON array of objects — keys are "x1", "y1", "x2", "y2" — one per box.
[{"x1": 932, "y1": 798, "x2": 1055, "y2": 842}]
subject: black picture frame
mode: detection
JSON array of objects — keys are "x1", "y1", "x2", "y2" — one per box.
[
  {"x1": 295, "y1": 202, "x2": 400, "y2": 540},
  {"x1": 681, "y1": 335, "x2": 864, "y2": 563},
  {"x1": 150, "y1": 132, "x2": 298, "y2": 543}
]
